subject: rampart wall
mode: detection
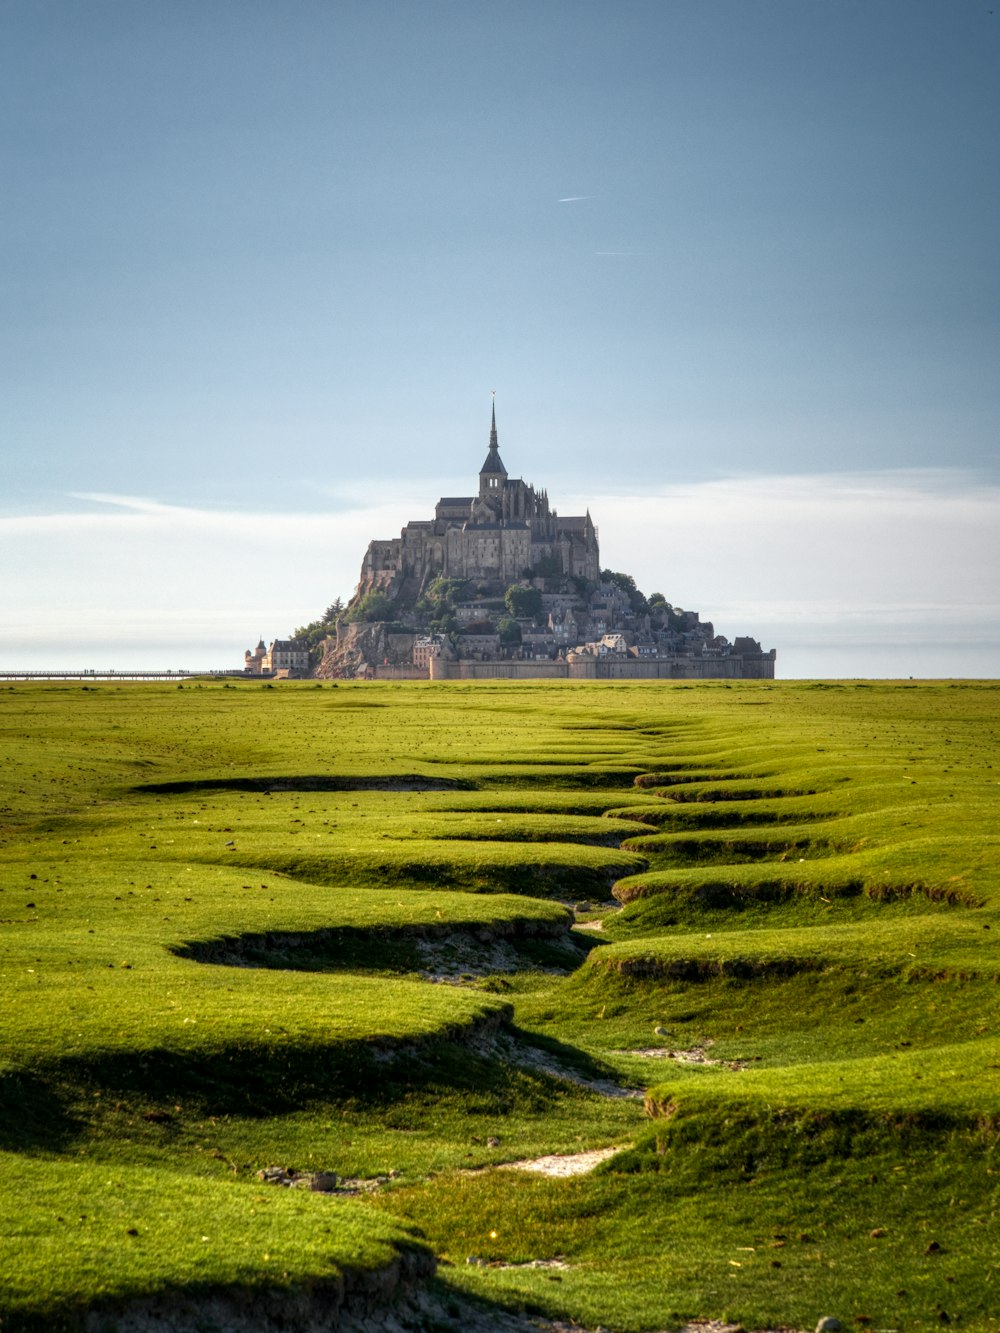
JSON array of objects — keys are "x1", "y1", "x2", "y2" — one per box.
[
  {"x1": 360, "y1": 665, "x2": 429, "y2": 680},
  {"x1": 428, "y1": 653, "x2": 775, "y2": 682}
]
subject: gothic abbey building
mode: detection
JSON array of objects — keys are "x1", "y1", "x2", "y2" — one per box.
[
  {"x1": 357, "y1": 403, "x2": 599, "y2": 600},
  {"x1": 302, "y1": 403, "x2": 776, "y2": 682}
]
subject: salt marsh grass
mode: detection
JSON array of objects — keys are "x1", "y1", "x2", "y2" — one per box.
[{"x1": 0, "y1": 678, "x2": 997, "y2": 1330}]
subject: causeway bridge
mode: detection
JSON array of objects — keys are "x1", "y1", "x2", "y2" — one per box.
[{"x1": 0, "y1": 670, "x2": 245, "y2": 681}]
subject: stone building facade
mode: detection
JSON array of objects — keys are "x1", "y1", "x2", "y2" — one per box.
[
  {"x1": 356, "y1": 403, "x2": 600, "y2": 601},
  {"x1": 244, "y1": 638, "x2": 310, "y2": 676}
]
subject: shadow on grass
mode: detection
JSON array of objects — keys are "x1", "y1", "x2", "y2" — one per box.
[
  {"x1": 505, "y1": 1023, "x2": 630, "y2": 1087},
  {"x1": 476, "y1": 768, "x2": 642, "y2": 789},
  {"x1": 610, "y1": 803, "x2": 838, "y2": 828},
  {"x1": 621, "y1": 832, "x2": 838, "y2": 861},
  {"x1": 131, "y1": 774, "x2": 475, "y2": 794},
  {"x1": 1, "y1": 1030, "x2": 626, "y2": 1147},
  {"x1": 620, "y1": 1098, "x2": 1000, "y2": 1175},
  {"x1": 169, "y1": 922, "x2": 595, "y2": 975},
  {"x1": 0, "y1": 1067, "x2": 83, "y2": 1152},
  {"x1": 216, "y1": 852, "x2": 644, "y2": 899}
]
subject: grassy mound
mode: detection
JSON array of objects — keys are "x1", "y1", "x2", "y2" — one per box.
[{"x1": 0, "y1": 1153, "x2": 433, "y2": 1332}]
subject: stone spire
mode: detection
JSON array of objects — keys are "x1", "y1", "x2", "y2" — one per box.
[{"x1": 479, "y1": 393, "x2": 507, "y2": 490}]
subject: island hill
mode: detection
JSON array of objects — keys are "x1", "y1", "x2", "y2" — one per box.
[{"x1": 247, "y1": 404, "x2": 776, "y2": 681}]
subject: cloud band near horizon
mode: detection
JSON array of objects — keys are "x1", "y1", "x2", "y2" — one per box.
[{"x1": 2, "y1": 468, "x2": 997, "y2": 677}]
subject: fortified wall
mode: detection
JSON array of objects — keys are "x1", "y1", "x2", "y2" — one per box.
[{"x1": 428, "y1": 649, "x2": 776, "y2": 682}]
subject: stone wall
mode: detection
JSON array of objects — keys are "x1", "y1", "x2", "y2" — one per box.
[
  {"x1": 430, "y1": 653, "x2": 775, "y2": 681},
  {"x1": 362, "y1": 664, "x2": 429, "y2": 680}
]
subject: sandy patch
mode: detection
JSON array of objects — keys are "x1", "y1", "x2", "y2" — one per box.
[
  {"x1": 500, "y1": 1145, "x2": 624, "y2": 1177},
  {"x1": 466, "y1": 1256, "x2": 572, "y2": 1270}
]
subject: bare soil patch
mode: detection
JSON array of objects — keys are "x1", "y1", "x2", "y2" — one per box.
[
  {"x1": 613, "y1": 1040, "x2": 750, "y2": 1070},
  {"x1": 499, "y1": 1145, "x2": 624, "y2": 1177},
  {"x1": 467, "y1": 1029, "x2": 643, "y2": 1100}
]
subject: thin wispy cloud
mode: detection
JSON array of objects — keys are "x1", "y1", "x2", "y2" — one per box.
[
  {"x1": 71, "y1": 492, "x2": 187, "y2": 515},
  {"x1": 557, "y1": 195, "x2": 595, "y2": 202}
]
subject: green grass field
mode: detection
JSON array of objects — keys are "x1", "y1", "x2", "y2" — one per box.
[{"x1": 1, "y1": 678, "x2": 997, "y2": 1331}]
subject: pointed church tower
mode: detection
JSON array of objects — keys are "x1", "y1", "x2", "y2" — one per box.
[{"x1": 479, "y1": 396, "x2": 508, "y2": 499}]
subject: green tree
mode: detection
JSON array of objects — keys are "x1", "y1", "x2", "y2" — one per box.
[
  {"x1": 345, "y1": 591, "x2": 394, "y2": 623},
  {"x1": 425, "y1": 576, "x2": 468, "y2": 607},
  {"x1": 601, "y1": 569, "x2": 649, "y2": 617},
  {"x1": 289, "y1": 596, "x2": 348, "y2": 657},
  {"x1": 504, "y1": 585, "x2": 543, "y2": 621},
  {"x1": 292, "y1": 619, "x2": 334, "y2": 650},
  {"x1": 496, "y1": 616, "x2": 522, "y2": 645}
]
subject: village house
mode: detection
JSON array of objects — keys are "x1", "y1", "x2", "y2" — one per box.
[{"x1": 244, "y1": 638, "x2": 310, "y2": 676}]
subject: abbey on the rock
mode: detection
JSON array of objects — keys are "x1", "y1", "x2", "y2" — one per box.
[
  {"x1": 357, "y1": 401, "x2": 600, "y2": 599},
  {"x1": 299, "y1": 402, "x2": 779, "y2": 682},
  {"x1": 250, "y1": 401, "x2": 776, "y2": 681}
]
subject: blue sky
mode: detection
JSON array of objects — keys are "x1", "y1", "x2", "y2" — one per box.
[{"x1": 2, "y1": 1, "x2": 998, "y2": 675}]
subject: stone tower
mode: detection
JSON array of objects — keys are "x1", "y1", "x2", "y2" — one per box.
[{"x1": 479, "y1": 399, "x2": 507, "y2": 501}]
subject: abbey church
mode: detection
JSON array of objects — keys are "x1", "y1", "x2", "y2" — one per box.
[{"x1": 357, "y1": 402, "x2": 600, "y2": 599}]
